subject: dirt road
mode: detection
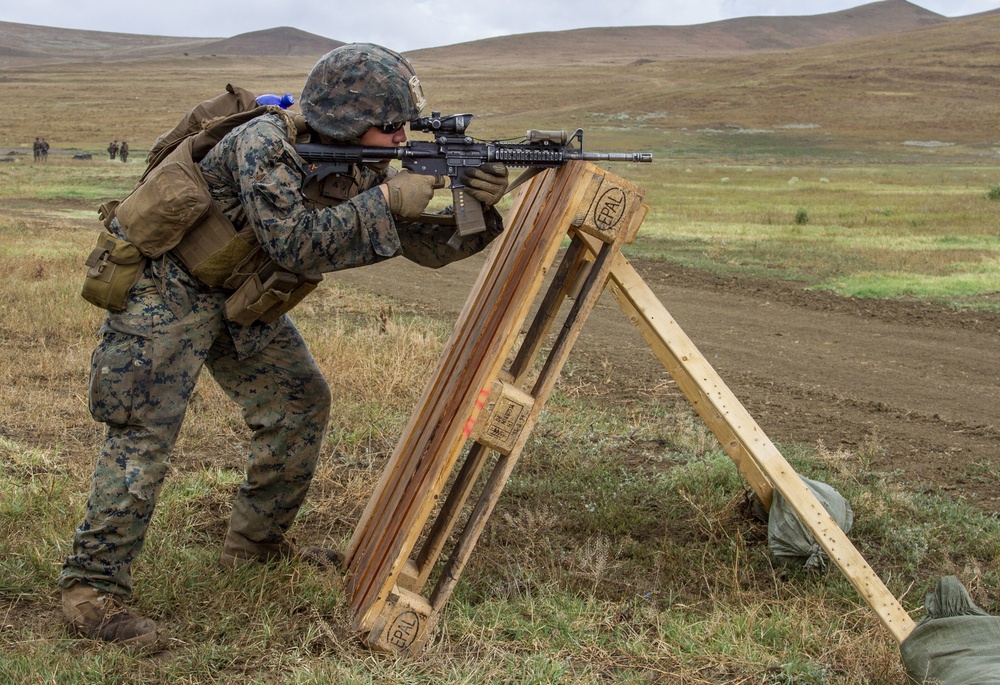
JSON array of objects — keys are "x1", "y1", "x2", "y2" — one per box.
[{"x1": 329, "y1": 251, "x2": 1000, "y2": 513}]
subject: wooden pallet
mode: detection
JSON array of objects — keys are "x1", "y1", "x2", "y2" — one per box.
[{"x1": 341, "y1": 161, "x2": 915, "y2": 653}]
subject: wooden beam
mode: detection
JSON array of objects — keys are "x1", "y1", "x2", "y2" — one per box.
[
  {"x1": 345, "y1": 164, "x2": 583, "y2": 630},
  {"x1": 586, "y1": 242, "x2": 915, "y2": 644}
]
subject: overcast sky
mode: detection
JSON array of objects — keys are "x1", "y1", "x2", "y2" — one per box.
[{"x1": 2, "y1": 1, "x2": 998, "y2": 52}]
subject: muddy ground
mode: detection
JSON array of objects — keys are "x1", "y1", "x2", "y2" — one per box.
[{"x1": 330, "y1": 251, "x2": 1000, "y2": 515}]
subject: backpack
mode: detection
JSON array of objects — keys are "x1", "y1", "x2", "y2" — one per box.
[
  {"x1": 84, "y1": 84, "x2": 321, "y2": 324},
  {"x1": 112, "y1": 84, "x2": 270, "y2": 259}
]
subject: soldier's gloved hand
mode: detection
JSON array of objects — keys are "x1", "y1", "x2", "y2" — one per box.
[
  {"x1": 461, "y1": 163, "x2": 509, "y2": 207},
  {"x1": 385, "y1": 171, "x2": 444, "y2": 221}
]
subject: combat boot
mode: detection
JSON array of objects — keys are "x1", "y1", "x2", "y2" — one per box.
[
  {"x1": 62, "y1": 583, "x2": 161, "y2": 647},
  {"x1": 219, "y1": 529, "x2": 343, "y2": 570},
  {"x1": 219, "y1": 529, "x2": 297, "y2": 569}
]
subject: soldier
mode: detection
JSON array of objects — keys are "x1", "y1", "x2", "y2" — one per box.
[
  {"x1": 33, "y1": 137, "x2": 42, "y2": 162},
  {"x1": 119, "y1": 140, "x2": 129, "y2": 163},
  {"x1": 59, "y1": 43, "x2": 509, "y2": 648},
  {"x1": 108, "y1": 140, "x2": 118, "y2": 160}
]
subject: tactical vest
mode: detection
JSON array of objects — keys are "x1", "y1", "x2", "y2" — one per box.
[{"x1": 87, "y1": 85, "x2": 348, "y2": 326}]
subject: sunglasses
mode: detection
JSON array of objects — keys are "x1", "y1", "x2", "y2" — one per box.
[{"x1": 378, "y1": 122, "x2": 407, "y2": 134}]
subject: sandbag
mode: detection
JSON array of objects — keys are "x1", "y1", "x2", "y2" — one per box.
[
  {"x1": 900, "y1": 576, "x2": 1000, "y2": 684},
  {"x1": 765, "y1": 476, "x2": 854, "y2": 570}
]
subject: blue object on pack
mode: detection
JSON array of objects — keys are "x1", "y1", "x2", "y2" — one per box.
[{"x1": 255, "y1": 93, "x2": 295, "y2": 109}]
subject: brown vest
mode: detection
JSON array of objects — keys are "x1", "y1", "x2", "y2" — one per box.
[{"x1": 173, "y1": 167, "x2": 362, "y2": 326}]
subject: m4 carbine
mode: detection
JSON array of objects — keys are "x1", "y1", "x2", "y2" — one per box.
[{"x1": 296, "y1": 112, "x2": 653, "y2": 244}]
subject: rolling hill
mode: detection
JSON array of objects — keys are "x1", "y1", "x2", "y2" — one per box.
[
  {"x1": 0, "y1": 0, "x2": 989, "y2": 67},
  {"x1": 0, "y1": 23, "x2": 340, "y2": 64},
  {"x1": 407, "y1": 0, "x2": 951, "y2": 66}
]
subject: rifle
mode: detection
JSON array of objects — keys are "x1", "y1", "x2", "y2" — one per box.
[{"x1": 296, "y1": 112, "x2": 653, "y2": 246}]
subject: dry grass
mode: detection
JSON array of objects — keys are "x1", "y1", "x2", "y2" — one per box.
[
  {"x1": 2, "y1": 14, "x2": 1000, "y2": 681},
  {"x1": 0, "y1": 163, "x2": 957, "y2": 684},
  {"x1": 3, "y1": 13, "x2": 1000, "y2": 157},
  {"x1": 3, "y1": 174, "x2": 1000, "y2": 685},
  {"x1": 623, "y1": 162, "x2": 1000, "y2": 305}
]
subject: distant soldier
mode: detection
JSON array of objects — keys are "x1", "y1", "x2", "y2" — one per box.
[
  {"x1": 41, "y1": 138, "x2": 49, "y2": 162},
  {"x1": 108, "y1": 140, "x2": 119, "y2": 160},
  {"x1": 119, "y1": 141, "x2": 129, "y2": 163},
  {"x1": 33, "y1": 137, "x2": 42, "y2": 162}
]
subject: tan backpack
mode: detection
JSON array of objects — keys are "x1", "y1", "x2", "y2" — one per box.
[
  {"x1": 114, "y1": 84, "x2": 265, "y2": 259},
  {"x1": 84, "y1": 84, "x2": 321, "y2": 324},
  {"x1": 145, "y1": 83, "x2": 259, "y2": 167}
]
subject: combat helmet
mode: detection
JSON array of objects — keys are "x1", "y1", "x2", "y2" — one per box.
[{"x1": 300, "y1": 43, "x2": 426, "y2": 142}]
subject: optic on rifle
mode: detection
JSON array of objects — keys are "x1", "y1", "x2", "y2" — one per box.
[{"x1": 410, "y1": 112, "x2": 473, "y2": 136}]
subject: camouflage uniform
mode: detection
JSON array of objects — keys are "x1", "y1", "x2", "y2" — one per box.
[{"x1": 59, "y1": 110, "x2": 504, "y2": 598}]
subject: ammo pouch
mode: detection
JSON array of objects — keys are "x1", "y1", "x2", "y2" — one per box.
[
  {"x1": 114, "y1": 136, "x2": 213, "y2": 258},
  {"x1": 171, "y1": 208, "x2": 323, "y2": 324},
  {"x1": 224, "y1": 247, "x2": 322, "y2": 326},
  {"x1": 81, "y1": 231, "x2": 147, "y2": 311},
  {"x1": 171, "y1": 204, "x2": 255, "y2": 288}
]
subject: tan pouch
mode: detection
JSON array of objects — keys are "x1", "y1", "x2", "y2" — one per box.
[
  {"x1": 171, "y1": 204, "x2": 255, "y2": 288},
  {"x1": 225, "y1": 267, "x2": 322, "y2": 326},
  {"x1": 115, "y1": 137, "x2": 213, "y2": 258},
  {"x1": 81, "y1": 231, "x2": 147, "y2": 311}
]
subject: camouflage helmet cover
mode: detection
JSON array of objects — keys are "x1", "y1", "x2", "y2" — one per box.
[{"x1": 300, "y1": 43, "x2": 426, "y2": 141}]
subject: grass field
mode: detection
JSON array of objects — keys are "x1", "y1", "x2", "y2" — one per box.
[
  {"x1": 2, "y1": 15, "x2": 1000, "y2": 683},
  {"x1": 1, "y1": 153, "x2": 999, "y2": 684},
  {"x1": 625, "y1": 162, "x2": 1000, "y2": 307}
]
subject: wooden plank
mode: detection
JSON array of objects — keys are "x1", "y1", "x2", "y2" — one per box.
[
  {"x1": 429, "y1": 235, "x2": 625, "y2": 613},
  {"x1": 351, "y1": 168, "x2": 576, "y2": 619},
  {"x1": 345, "y1": 171, "x2": 551, "y2": 572},
  {"x1": 413, "y1": 441, "x2": 492, "y2": 586},
  {"x1": 347, "y1": 164, "x2": 586, "y2": 630},
  {"x1": 602, "y1": 275, "x2": 775, "y2": 506},
  {"x1": 344, "y1": 166, "x2": 557, "y2": 570},
  {"x1": 428, "y1": 174, "x2": 648, "y2": 616},
  {"x1": 358, "y1": 165, "x2": 589, "y2": 612},
  {"x1": 593, "y1": 245, "x2": 915, "y2": 644},
  {"x1": 616, "y1": 284, "x2": 774, "y2": 503},
  {"x1": 415, "y1": 205, "x2": 607, "y2": 598},
  {"x1": 407, "y1": 177, "x2": 587, "y2": 585}
]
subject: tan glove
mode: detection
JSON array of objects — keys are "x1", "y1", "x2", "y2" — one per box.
[
  {"x1": 461, "y1": 163, "x2": 509, "y2": 206},
  {"x1": 385, "y1": 171, "x2": 443, "y2": 221}
]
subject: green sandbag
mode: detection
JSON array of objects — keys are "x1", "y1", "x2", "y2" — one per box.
[
  {"x1": 900, "y1": 576, "x2": 1000, "y2": 684},
  {"x1": 765, "y1": 476, "x2": 854, "y2": 570}
]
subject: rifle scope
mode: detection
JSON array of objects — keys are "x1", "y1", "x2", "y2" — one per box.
[{"x1": 410, "y1": 112, "x2": 472, "y2": 136}]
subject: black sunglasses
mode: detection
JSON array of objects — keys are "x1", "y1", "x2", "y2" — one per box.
[{"x1": 378, "y1": 122, "x2": 406, "y2": 134}]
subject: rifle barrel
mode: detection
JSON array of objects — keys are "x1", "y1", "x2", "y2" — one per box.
[
  {"x1": 571, "y1": 151, "x2": 653, "y2": 163},
  {"x1": 492, "y1": 147, "x2": 652, "y2": 166}
]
